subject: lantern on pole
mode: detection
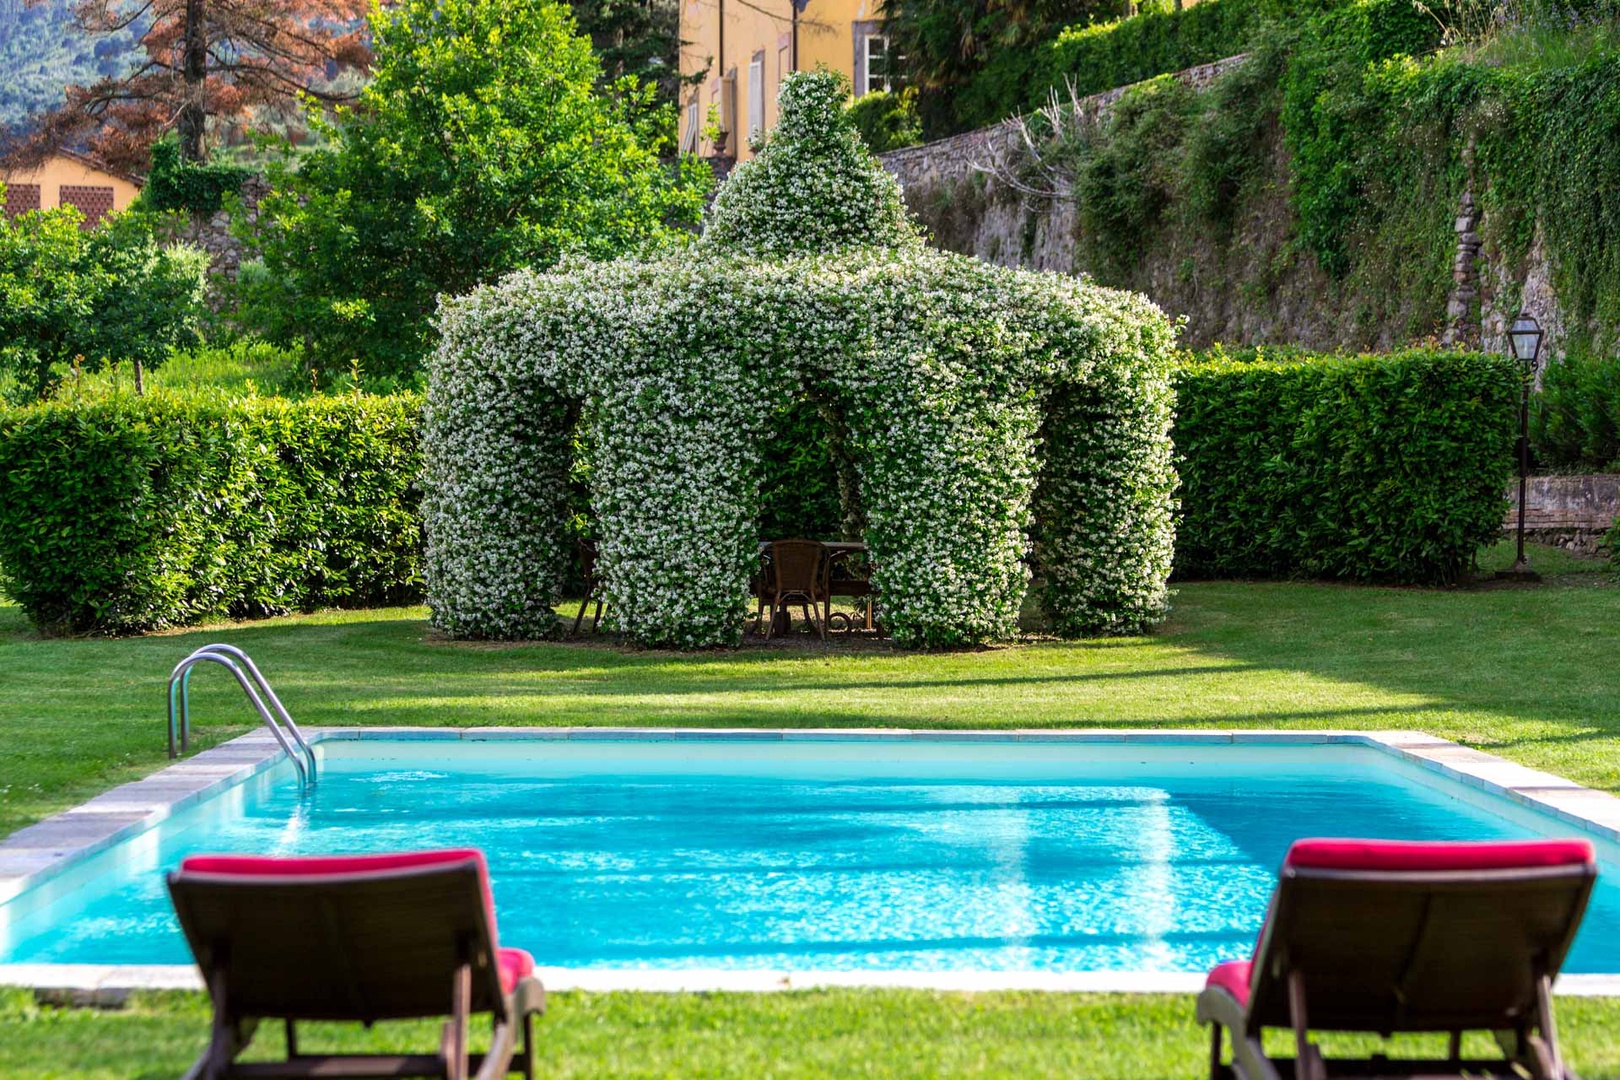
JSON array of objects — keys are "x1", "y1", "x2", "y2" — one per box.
[{"x1": 1498, "y1": 313, "x2": 1544, "y2": 581}]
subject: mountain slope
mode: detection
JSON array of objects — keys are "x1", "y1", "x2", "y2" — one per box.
[{"x1": 0, "y1": 0, "x2": 139, "y2": 134}]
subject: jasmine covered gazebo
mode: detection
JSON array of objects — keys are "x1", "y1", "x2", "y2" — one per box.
[{"x1": 422, "y1": 72, "x2": 1178, "y2": 650}]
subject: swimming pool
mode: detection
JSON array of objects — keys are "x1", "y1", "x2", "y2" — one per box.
[{"x1": 3, "y1": 731, "x2": 1619, "y2": 980}]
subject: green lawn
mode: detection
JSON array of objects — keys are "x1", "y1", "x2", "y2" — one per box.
[
  {"x1": 3, "y1": 542, "x2": 1616, "y2": 839},
  {"x1": 6, "y1": 989, "x2": 1620, "y2": 1080},
  {"x1": 0, "y1": 540, "x2": 1616, "y2": 1077}
]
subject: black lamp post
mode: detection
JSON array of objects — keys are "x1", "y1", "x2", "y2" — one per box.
[{"x1": 1499, "y1": 312, "x2": 1544, "y2": 581}]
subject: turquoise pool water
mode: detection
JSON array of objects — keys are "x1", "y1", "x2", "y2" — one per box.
[{"x1": 3, "y1": 739, "x2": 1617, "y2": 973}]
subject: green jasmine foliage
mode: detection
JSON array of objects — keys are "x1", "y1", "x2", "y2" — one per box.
[
  {"x1": 426, "y1": 71, "x2": 1178, "y2": 648},
  {"x1": 757, "y1": 395, "x2": 845, "y2": 539},
  {"x1": 0, "y1": 197, "x2": 208, "y2": 401},
  {"x1": 1174, "y1": 348, "x2": 1520, "y2": 583},
  {"x1": 703, "y1": 74, "x2": 920, "y2": 258},
  {"x1": 241, "y1": 0, "x2": 710, "y2": 383},
  {"x1": 0, "y1": 393, "x2": 422, "y2": 633},
  {"x1": 141, "y1": 139, "x2": 252, "y2": 216}
]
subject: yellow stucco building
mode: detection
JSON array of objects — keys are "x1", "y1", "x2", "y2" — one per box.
[
  {"x1": 678, "y1": 0, "x2": 896, "y2": 161},
  {"x1": 0, "y1": 150, "x2": 143, "y2": 228}
]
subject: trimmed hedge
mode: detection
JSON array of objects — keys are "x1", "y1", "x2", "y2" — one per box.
[
  {"x1": 1036, "y1": 0, "x2": 1263, "y2": 110},
  {"x1": 0, "y1": 393, "x2": 422, "y2": 634},
  {"x1": 1173, "y1": 348, "x2": 1520, "y2": 584},
  {"x1": 1533, "y1": 348, "x2": 1620, "y2": 472}
]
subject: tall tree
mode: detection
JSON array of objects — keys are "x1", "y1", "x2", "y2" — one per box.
[
  {"x1": 12, "y1": 0, "x2": 371, "y2": 171},
  {"x1": 569, "y1": 0, "x2": 689, "y2": 107},
  {"x1": 242, "y1": 0, "x2": 710, "y2": 381}
]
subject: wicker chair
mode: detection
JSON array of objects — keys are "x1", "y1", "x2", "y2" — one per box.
[{"x1": 757, "y1": 539, "x2": 830, "y2": 640}]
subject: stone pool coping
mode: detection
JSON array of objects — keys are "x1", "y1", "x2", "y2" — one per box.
[{"x1": 5, "y1": 726, "x2": 1620, "y2": 998}]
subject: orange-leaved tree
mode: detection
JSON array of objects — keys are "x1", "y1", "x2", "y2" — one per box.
[{"x1": 15, "y1": 0, "x2": 373, "y2": 172}]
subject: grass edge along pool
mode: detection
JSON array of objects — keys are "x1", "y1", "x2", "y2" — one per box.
[{"x1": 3, "y1": 731, "x2": 1620, "y2": 976}]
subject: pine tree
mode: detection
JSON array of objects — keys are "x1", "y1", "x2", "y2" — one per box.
[{"x1": 15, "y1": 0, "x2": 371, "y2": 170}]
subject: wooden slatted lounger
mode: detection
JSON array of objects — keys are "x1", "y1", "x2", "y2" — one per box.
[
  {"x1": 168, "y1": 849, "x2": 546, "y2": 1080},
  {"x1": 1198, "y1": 838, "x2": 1598, "y2": 1080}
]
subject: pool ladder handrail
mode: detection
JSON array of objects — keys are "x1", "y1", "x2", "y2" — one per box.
[{"x1": 167, "y1": 644, "x2": 317, "y2": 788}]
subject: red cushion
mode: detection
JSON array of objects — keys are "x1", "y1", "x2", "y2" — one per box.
[
  {"x1": 181, "y1": 849, "x2": 487, "y2": 877},
  {"x1": 180, "y1": 849, "x2": 499, "y2": 939},
  {"x1": 498, "y1": 948, "x2": 535, "y2": 994},
  {"x1": 1285, "y1": 839, "x2": 1594, "y2": 873},
  {"x1": 1205, "y1": 960, "x2": 1252, "y2": 1006}
]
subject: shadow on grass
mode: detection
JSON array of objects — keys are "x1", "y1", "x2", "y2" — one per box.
[
  {"x1": 1157, "y1": 576, "x2": 1620, "y2": 778},
  {"x1": 6, "y1": 560, "x2": 1620, "y2": 837}
]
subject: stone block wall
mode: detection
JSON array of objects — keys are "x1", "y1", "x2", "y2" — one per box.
[
  {"x1": 1504, "y1": 474, "x2": 1619, "y2": 554},
  {"x1": 881, "y1": 56, "x2": 1247, "y2": 195},
  {"x1": 159, "y1": 174, "x2": 267, "y2": 284}
]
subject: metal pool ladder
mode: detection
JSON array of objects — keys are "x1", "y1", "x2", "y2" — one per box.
[{"x1": 167, "y1": 644, "x2": 318, "y2": 788}]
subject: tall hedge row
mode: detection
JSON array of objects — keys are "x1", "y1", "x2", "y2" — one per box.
[
  {"x1": 1173, "y1": 349, "x2": 1520, "y2": 584},
  {"x1": 0, "y1": 393, "x2": 421, "y2": 634},
  {"x1": 0, "y1": 348, "x2": 1523, "y2": 638}
]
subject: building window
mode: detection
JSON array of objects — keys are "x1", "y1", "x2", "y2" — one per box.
[
  {"x1": 747, "y1": 51, "x2": 766, "y2": 142},
  {"x1": 853, "y1": 23, "x2": 896, "y2": 97},
  {"x1": 60, "y1": 184, "x2": 114, "y2": 228},
  {"x1": 2, "y1": 183, "x2": 40, "y2": 219}
]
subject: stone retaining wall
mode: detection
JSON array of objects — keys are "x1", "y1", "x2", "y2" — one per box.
[
  {"x1": 876, "y1": 55, "x2": 1578, "y2": 357},
  {"x1": 1505, "y1": 474, "x2": 1618, "y2": 554},
  {"x1": 879, "y1": 56, "x2": 1250, "y2": 196}
]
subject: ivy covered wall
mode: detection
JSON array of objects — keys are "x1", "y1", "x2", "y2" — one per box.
[{"x1": 887, "y1": 0, "x2": 1620, "y2": 456}]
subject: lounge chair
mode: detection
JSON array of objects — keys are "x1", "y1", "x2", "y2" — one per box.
[
  {"x1": 1198, "y1": 838, "x2": 1597, "y2": 1080},
  {"x1": 168, "y1": 848, "x2": 545, "y2": 1080}
]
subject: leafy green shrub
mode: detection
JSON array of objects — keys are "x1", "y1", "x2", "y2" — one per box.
[
  {"x1": 1533, "y1": 348, "x2": 1620, "y2": 471},
  {"x1": 1173, "y1": 348, "x2": 1519, "y2": 583},
  {"x1": 1178, "y1": 36, "x2": 1288, "y2": 227},
  {"x1": 141, "y1": 340, "x2": 310, "y2": 397},
  {"x1": 243, "y1": 0, "x2": 710, "y2": 382},
  {"x1": 1040, "y1": 0, "x2": 1265, "y2": 108},
  {"x1": 427, "y1": 72, "x2": 1178, "y2": 648},
  {"x1": 845, "y1": 89, "x2": 924, "y2": 152},
  {"x1": 141, "y1": 139, "x2": 252, "y2": 215},
  {"x1": 0, "y1": 392, "x2": 422, "y2": 633},
  {"x1": 0, "y1": 200, "x2": 208, "y2": 400},
  {"x1": 1076, "y1": 76, "x2": 1199, "y2": 279},
  {"x1": 35, "y1": 339, "x2": 310, "y2": 401}
]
